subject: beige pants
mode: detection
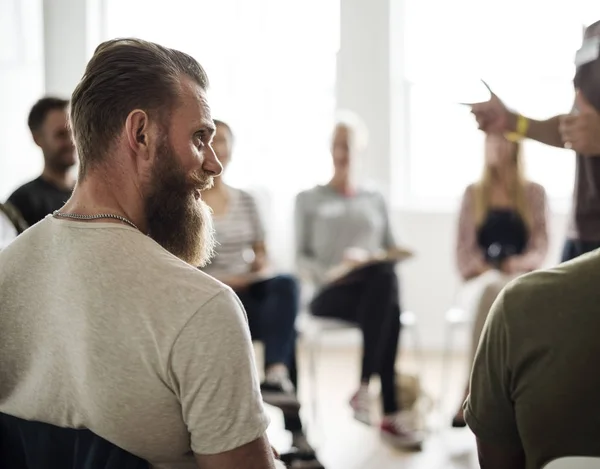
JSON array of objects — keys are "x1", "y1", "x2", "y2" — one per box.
[{"x1": 458, "y1": 270, "x2": 515, "y2": 362}]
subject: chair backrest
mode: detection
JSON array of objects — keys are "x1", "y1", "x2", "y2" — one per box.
[
  {"x1": 544, "y1": 457, "x2": 600, "y2": 469},
  {"x1": 0, "y1": 412, "x2": 149, "y2": 469}
]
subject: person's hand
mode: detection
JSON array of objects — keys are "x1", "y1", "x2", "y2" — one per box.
[
  {"x1": 221, "y1": 275, "x2": 252, "y2": 291},
  {"x1": 342, "y1": 247, "x2": 370, "y2": 264},
  {"x1": 559, "y1": 90, "x2": 600, "y2": 156},
  {"x1": 249, "y1": 255, "x2": 268, "y2": 274},
  {"x1": 501, "y1": 256, "x2": 528, "y2": 275},
  {"x1": 467, "y1": 81, "x2": 511, "y2": 134}
]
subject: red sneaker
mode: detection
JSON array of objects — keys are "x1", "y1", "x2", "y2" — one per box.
[{"x1": 380, "y1": 412, "x2": 423, "y2": 450}]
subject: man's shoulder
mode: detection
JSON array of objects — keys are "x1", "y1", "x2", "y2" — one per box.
[
  {"x1": 7, "y1": 178, "x2": 41, "y2": 200},
  {"x1": 135, "y1": 241, "x2": 232, "y2": 304},
  {"x1": 502, "y1": 252, "x2": 600, "y2": 317}
]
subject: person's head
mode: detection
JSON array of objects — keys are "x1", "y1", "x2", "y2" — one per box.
[
  {"x1": 212, "y1": 120, "x2": 234, "y2": 170},
  {"x1": 330, "y1": 110, "x2": 368, "y2": 177},
  {"x1": 476, "y1": 133, "x2": 530, "y2": 228},
  {"x1": 574, "y1": 20, "x2": 600, "y2": 113},
  {"x1": 484, "y1": 133, "x2": 520, "y2": 170},
  {"x1": 28, "y1": 97, "x2": 76, "y2": 172},
  {"x1": 70, "y1": 38, "x2": 222, "y2": 267}
]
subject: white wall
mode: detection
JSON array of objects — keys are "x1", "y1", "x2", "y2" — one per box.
[{"x1": 0, "y1": 0, "x2": 45, "y2": 199}]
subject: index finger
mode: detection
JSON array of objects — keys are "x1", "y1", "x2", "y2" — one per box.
[{"x1": 458, "y1": 79, "x2": 494, "y2": 106}]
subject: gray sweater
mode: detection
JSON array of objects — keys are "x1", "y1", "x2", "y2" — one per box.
[{"x1": 294, "y1": 185, "x2": 396, "y2": 287}]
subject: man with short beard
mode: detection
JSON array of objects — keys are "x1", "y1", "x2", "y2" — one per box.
[
  {"x1": 0, "y1": 39, "x2": 282, "y2": 469},
  {"x1": 7, "y1": 97, "x2": 76, "y2": 227}
]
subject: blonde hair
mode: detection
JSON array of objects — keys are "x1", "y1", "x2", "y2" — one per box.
[
  {"x1": 334, "y1": 109, "x2": 369, "y2": 152},
  {"x1": 473, "y1": 141, "x2": 532, "y2": 230}
]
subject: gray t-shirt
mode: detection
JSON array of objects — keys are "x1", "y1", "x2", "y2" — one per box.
[
  {"x1": 295, "y1": 185, "x2": 396, "y2": 287},
  {"x1": 0, "y1": 217, "x2": 269, "y2": 468}
]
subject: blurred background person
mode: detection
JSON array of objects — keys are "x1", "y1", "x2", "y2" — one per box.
[
  {"x1": 295, "y1": 113, "x2": 422, "y2": 450},
  {"x1": 452, "y1": 133, "x2": 549, "y2": 427},
  {"x1": 202, "y1": 120, "x2": 323, "y2": 468},
  {"x1": 0, "y1": 202, "x2": 27, "y2": 250},
  {"x1": 7, "y1": 97, "x2": 76, "y2": 227}
]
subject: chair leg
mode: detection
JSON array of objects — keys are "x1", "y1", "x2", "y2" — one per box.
[
  {"x1": 307, "y1": 334, "x2": 320, "y2": 428},
  {"x1": 439, "y1": 322, "x2": 454, "y2": 415}
]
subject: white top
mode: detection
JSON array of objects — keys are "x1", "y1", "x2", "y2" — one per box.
[
  {"x1": 0, "y1": 209, "x2": 17, "y2": 250},
  {"x1": 0, "y1": 216, "x2": 269, "y2": 467}
]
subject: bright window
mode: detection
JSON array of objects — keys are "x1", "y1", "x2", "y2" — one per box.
[
  {"x1": 102, "y1": 0, "x2": 339, "y2": 196},
  {"x1": 401, "y1": 0, "x2": 598, "y2": 208}
]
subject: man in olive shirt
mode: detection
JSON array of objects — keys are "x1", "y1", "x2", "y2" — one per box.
[
  {"x1": 465, "y1": 252, "x2": 600, "y2": 469},
  {"x1": 7, "y1": 97, "x2": 76, "y2": 227},
  {"x1": 470, "y1": 20, "x2": 600, "y2": 262}
]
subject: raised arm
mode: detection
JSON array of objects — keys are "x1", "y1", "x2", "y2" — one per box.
[
  {"x1": 456, "y1": 185, "x2": 489, "y2": 281},
  {"x1": 508, "y1": 113, "x2": 564, "y2": 149},
  {"x1": 469, "y1": 84, "x2": 564, "y2": 149}
]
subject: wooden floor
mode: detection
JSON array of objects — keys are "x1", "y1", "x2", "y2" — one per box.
[{"x1": 263, "y1": 343, "x2": 480, "y2": 469}]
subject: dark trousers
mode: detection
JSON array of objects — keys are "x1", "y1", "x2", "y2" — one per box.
[
  {"x1": 561, "y1": 239, "x2": 600, "y2": 262},
  {"x1": 236, "y1": 274, "x2": 302, "y2": 433},
  {"x1": 310, "y1": 261, "x2": 401, "y2": 415}
]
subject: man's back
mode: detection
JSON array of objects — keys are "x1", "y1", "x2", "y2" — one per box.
[
  {"x1": 0, "y1": 217, "x2": 269, "y2": 468},
  {"x1": 466, "y1": 251, "x2": 600, "y2": 468}
]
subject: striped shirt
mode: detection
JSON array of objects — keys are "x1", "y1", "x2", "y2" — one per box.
[{"x1": 204, "y1": 187, "x2": 265, "y2": 278}]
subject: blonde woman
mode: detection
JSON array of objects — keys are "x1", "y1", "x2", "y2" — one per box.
[{"x1": 452, "y1": 133, "x2": 549, "y2": 427}]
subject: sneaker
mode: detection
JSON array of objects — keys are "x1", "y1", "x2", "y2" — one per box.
[
  {"x1": 261, "y1": 375, "x2": 300, "y2": 411},
  {"x1": 349, "y1": 387, "x2": 371, "y2": 425},
  {"x1": 380, "y1": 411, "x2": 423, "y2": 450}
]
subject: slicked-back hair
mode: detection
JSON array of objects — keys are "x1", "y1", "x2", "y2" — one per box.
[{"x1": 70, "y1": 38, "x2": 209, "y2": 177}]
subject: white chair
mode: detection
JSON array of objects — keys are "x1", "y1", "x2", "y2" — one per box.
[
  {"x1": 439, "y1": 305, "x2": 471, "y2": 408},
  {"x1": 544, "y1": 457, "x2": 600, "y2": 469},
  {"x1": 298, "y1": 309, "x2": 423, "y2": 427}
]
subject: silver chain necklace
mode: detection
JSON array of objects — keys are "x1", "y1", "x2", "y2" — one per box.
[{"x1": 52, "y1": 210, "x2": 139, "y2": 231}]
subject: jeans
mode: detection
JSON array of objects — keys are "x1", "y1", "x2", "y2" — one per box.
[{"x1": 310, "y1": 261, "x2": 401, "y2": 415}]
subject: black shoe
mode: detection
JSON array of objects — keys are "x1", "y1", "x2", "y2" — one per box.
[
  {"x1": 280, "y1": 448, "x2": 325, "y2": 469},
  {"x1": 261, "y1": 380, "x2": 300, "y2": 411},
  {"x1": 451, "y1": 416, "x2": 467, "y2": 428}
]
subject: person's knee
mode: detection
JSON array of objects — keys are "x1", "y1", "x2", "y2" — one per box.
[{"x1": 270, "y1": 274, "x2": 299, "y2": 295}]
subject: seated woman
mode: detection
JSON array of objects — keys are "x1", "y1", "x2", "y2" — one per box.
[
  {"x1": 294, "y1": 113, "x2": 422, "y2": 450},
  {"x1": 452, "y1": 133, "x2": 549, "y2": 427},
  {"x1": 202, "y1": 120, "x2": 322, "y2": 468}
]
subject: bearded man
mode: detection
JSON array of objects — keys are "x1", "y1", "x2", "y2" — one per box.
[{"x1": 0, "y1": 38, "x2": 283, "y2": 469}]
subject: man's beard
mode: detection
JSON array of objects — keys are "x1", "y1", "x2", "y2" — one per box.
[{"x1": 144, "y1": 140, "x2": 216, "y2": 267}]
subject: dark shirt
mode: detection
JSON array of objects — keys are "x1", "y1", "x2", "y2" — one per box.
[
  {"x1": 7, "y1": 177, "x2": 72, "y2": 227},
  {"x1": 569, "y1": 156, "x2": 600, "y2": 242},
  {"x1": 477, "y1": 209, "x2": 528, "y2": 268}
]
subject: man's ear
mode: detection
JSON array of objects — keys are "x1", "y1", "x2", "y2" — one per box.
[{"x1": 125, "y1": 109, "x2": 151, "y2": 160}]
